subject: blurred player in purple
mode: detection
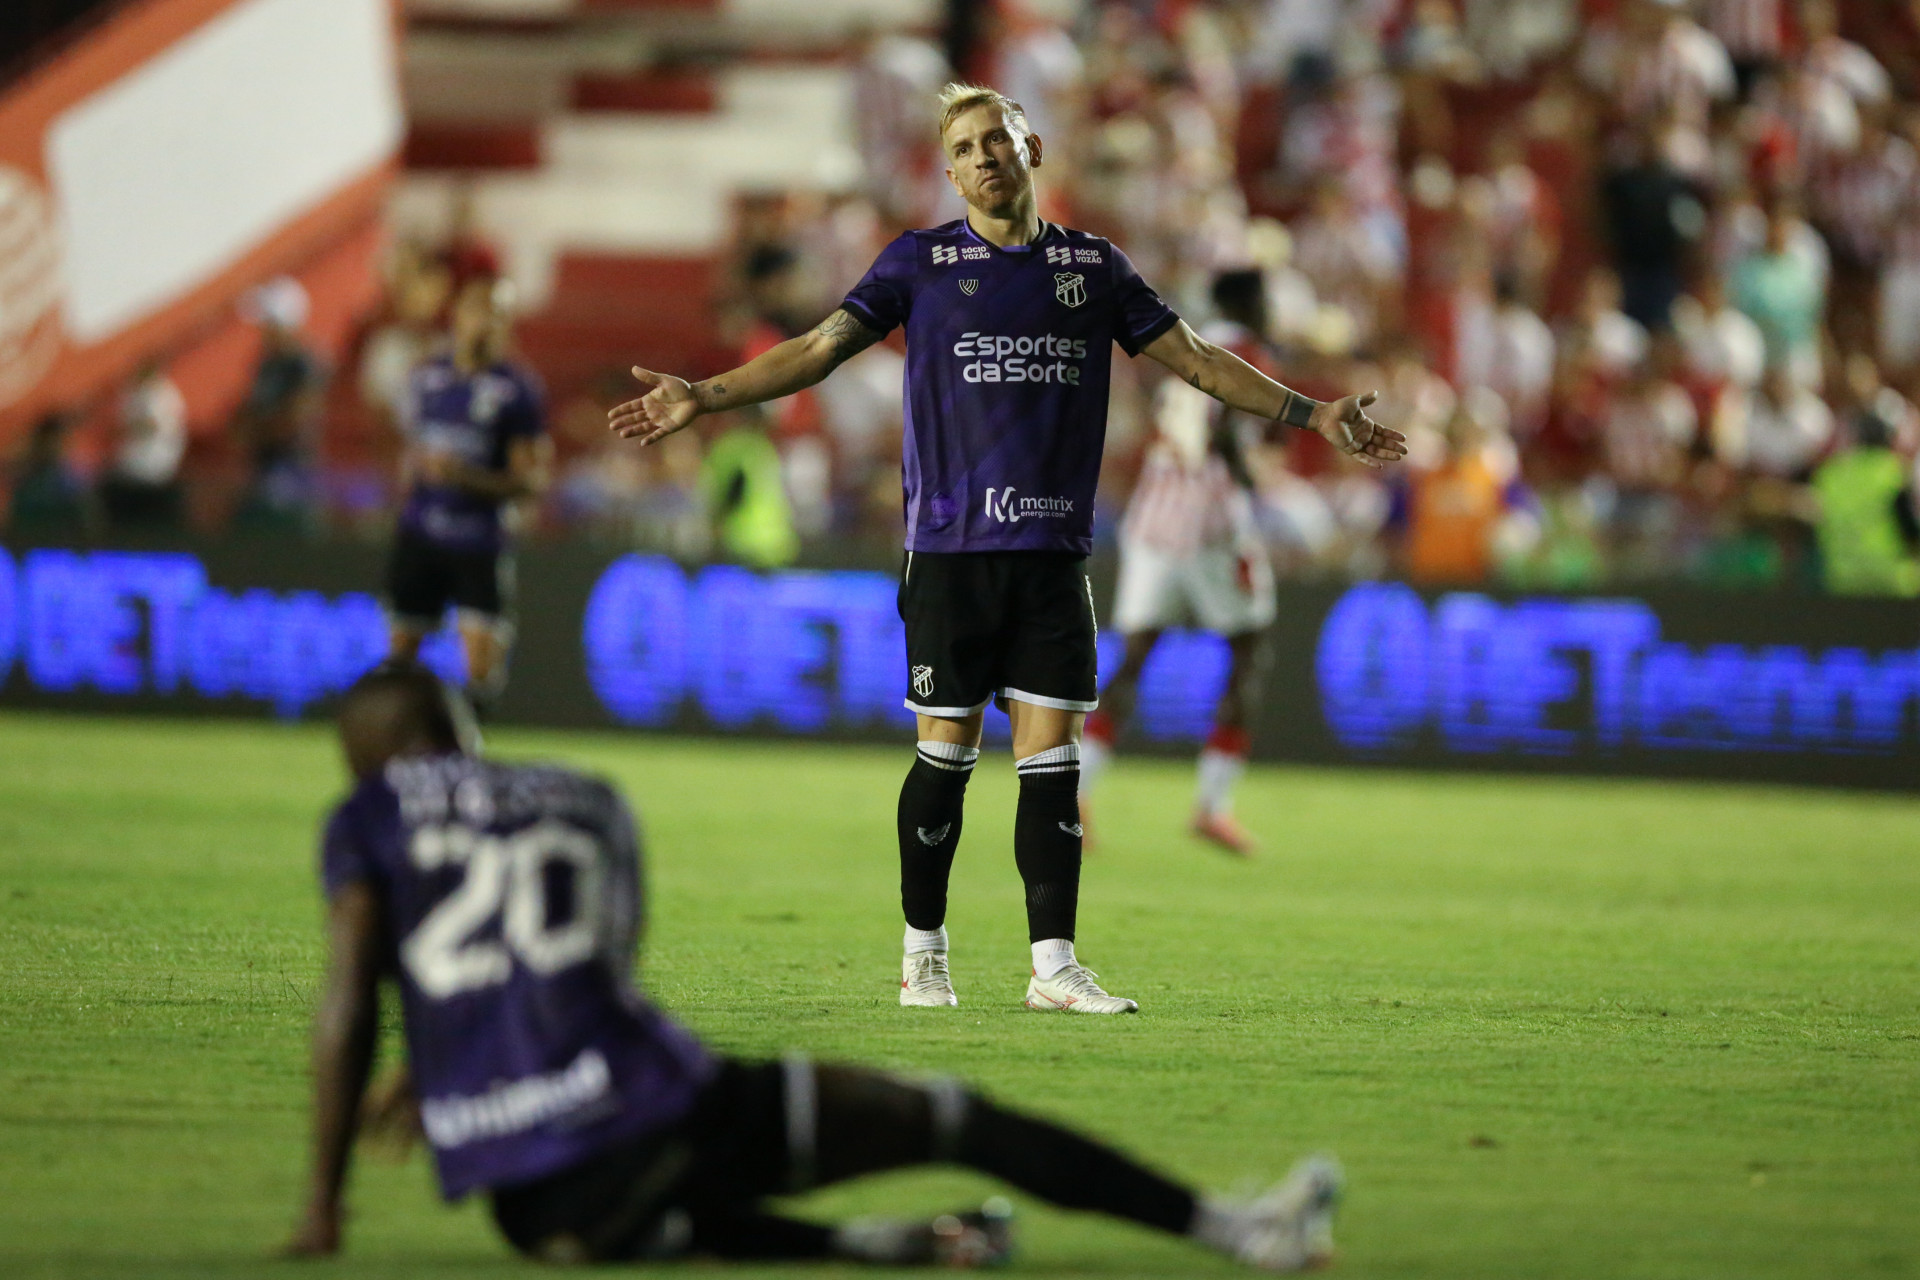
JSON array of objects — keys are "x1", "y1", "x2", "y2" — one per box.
[
  {"x1": 284, "y1": 661, "x2": 1344, "y2": 1270},
  {"x1": 1080, "y1": 270, "x2": 1283, "y2": 857},
  {"x1": 387, "y1": 276, "x2": 551, "y2": 712},
  {"x1": 609, "y1": 84, "x2": 1404, "y2": 1015}
]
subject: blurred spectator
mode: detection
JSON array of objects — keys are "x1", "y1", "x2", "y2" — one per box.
[
  {"x1": 1840, "y1": 352, "x2": 1920, "y2": 451},
  {"x1": 1601, "y1": 120, "x2": 1707, "y2": 330},
  {"x1": 990, "y1": 0, "x2": 1083, "y2": 155},
  {"x1": 1398, "y1": 396, "x2": 1529, "y2": 584},
  {"x1": 636, "y1": 431, "x2": 712, "y2": 559},
  {"x1": 99, "y1": 361, "x2": 187, "y2": 532},
  {"x1": 1810, "y1": 402, "x2": 1920, "y2": 595},
  {"x1": 1730, "y1": 197, "x2": 1828, "y2": 386},
  {"x1": 701, "y1": 412, "x2": 798, "y2": 569},
  {"x1": 5, "y1": 411, "x2": 90, "y2": 539},
  {"x1": 1483, "y1": 275, "x2": 1557, "y2": 435},
  {"x1": 230, "y1": 276, "x2": 325, "y2": 531},
  {"x1": 1713, "y1": 365, "x2": 1836, "y2": 476},
  {"x1": 1562, "y1": 267, "x2": 1651, "y2": 380},
  {"x1": 1672, "y1": 272, "x2": 1767, "y2": 396},
  {"x1": 1581, "y1": 0, "x2": 1734, "y2": 138},
  {"x1": 1882, "y1": 107, "x2": 1920, "y2": 375},
  {"x1": 1701, "y1": 0, "x2": 1788, "y2": 96},
  {"x1": 1598, "y1": 344, "x2": 1698, "y2": 573},
  {"x1": 1290, "y1": 179, "x2": 1402, "y2": 351},
  {"x1": 1478, "y1": 128, "x2": 1562, "y2": 306},
  {"x1": 549, "y1": 371, "x2": 651, "y2": 538},
  {"x1": 1799, "y1": 0, "x2": 1892, "y2": 108},
  {"x1": 853, "y1": 26, "x2": 951, "y2": 225}
]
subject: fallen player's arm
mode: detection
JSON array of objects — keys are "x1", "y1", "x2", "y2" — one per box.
[
  {"x1": 284, "y1": 882, "x2": 384, "y2": 1259},
  {"x1": 608, "y1": 308, "x2": 883, "y2": 446},
  {"x1": 1139, "y1": 320, "x2": 1408, "y2": 468},
  {"x1": 433, "y1": 435, "x2": 552, "y2": 501}
]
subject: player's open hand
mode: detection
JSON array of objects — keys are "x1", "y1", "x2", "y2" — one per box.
[
  {"x1": 608, "y1": 367, "x2": 702, "y2": 446},
  {"x1": 1311, "y1": 391, "x2": 1406, "y2": 468}
]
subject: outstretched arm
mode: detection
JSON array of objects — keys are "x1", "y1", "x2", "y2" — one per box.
[
  {"x1": 284, "y1": 883, "x2": 384, "y2": 1258},
  {"x1": 608, "y1": 308, "x2": 883, "y2": 446},
  {"x1": 1140, "y1": 321, "x2": 1407, "y2": 468}
]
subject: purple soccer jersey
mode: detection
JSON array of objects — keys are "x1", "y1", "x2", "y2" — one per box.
[
  {"x1": 840, "y1": 220, "x2": 1178, "y2": 554},
  {"x1": 398, "y1": 354, "x2": 545, "y2": 553},
  {"x1": 321, "y1": 755, "x2": 715, "y2": 1200}
]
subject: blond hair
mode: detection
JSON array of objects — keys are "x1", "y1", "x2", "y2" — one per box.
[{"x1": 936, "y1": 82, "x2": 1030, "y2": 143}]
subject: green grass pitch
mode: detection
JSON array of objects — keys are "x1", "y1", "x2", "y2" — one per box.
[{"x1": 0, "y1": 711, "x2": 1915, "y2": 1280}]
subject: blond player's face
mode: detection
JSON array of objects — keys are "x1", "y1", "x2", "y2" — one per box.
[{"x1": 943, "y1": 105, "x2": 1041, "y2": 216}]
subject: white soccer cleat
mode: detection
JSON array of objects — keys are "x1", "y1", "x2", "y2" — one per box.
[
  {"x1": 1024, "y1": 963, "x2": 1138, "y2": 1014},
  {"x1": 901, "y1": 951, "x2": 958, "y2": 1007},
  {"x1": 1234, "y1": 1155, "x2": 1344, "y2": 1272}
]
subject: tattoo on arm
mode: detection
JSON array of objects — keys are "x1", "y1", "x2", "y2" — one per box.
[{"x1": 816, "y1": 309, "x2": 882, "y2": 369}]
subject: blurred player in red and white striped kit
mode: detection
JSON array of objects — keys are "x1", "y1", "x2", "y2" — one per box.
[{"x1": 1079, "y1": 270, "x2": 1291, "y2": 856}]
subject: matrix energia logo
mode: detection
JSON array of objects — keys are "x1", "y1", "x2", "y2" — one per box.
[
  {"x1": 0, "y1": 167, "x2": 62, "y2": 409},
  {"x1": 982, "y1": 487, "x2": 1073, "y2": 523}
]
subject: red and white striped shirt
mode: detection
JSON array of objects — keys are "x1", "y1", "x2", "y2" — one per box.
[
  {"x1": 1700, "y1": 0, "x2": 1786, "y2": 61},
  {"x1": 1122, "y1": 321, "x2": 1268, "y2": 555},
  {"x1": 1815, "y1": 134, "x2": 1917, "y2": 266}
]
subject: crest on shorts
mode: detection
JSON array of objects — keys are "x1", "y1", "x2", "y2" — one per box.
[
  {"x1": 1054, "y1": 272, "x2": 1086, "y2": 308},
  {"x1": 959, "y1": 278, "x2": 978, "y2": 296},
  {"x1": 912, "y1": 665, "x2": 935, "y2": 698}
]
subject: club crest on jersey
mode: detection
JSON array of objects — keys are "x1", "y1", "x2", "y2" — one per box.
[
  {"x1": 959, "y1": 279, "x2": 978, "y2": 296},
  {"x1": 912, "y1": 665, "x2": 935, "y2": 698},
  {"x1": 1054, "y1": 272, "x2": 1086, "y2": 308}
]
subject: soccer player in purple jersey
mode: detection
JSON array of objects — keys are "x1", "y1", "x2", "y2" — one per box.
[
  {"x1": 608, "y1": 84, "x2": 1406, "y2": 1015},
  {"x1": 386, "y1": 277, "x2": 551, "y2": 711},
  {"x1": 285, "y1": 662, "x2": 1344, "y2": 1270}
]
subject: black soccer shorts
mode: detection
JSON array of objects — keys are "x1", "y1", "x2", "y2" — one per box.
[
  {"x1": 897, "y1": 550, "x2": 1099, "y2": 718},
  {"x1": 385, "y1": 530, "x2": 514, "y2": 631},
  {"x1": 490, "y1": 1057, "x2": 801, "y2": 1261}
]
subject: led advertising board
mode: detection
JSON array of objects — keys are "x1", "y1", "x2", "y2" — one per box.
[{"x1": 3, "y1": 542, "x2": 1915, "y2": 788}]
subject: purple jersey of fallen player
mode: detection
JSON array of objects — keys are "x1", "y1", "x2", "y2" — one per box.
[
  {"x1": 321, "y1": 754, "x2": 714, "y2": 1200},
  {"x1": 398, "y1": 354, "x2": 545, "y2": 553},
  {"x1": 840, "y1": 220, "x2": 1178, "y2": 555}
]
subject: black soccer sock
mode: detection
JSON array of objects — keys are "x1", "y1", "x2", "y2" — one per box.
[
  {"x1": 811, "y1": 1065, "x2": 1198, "y2": 1239},
  {"x1": 897, "y1": 741, "x2": 977, "y2": 932},
  {"x1": 1014, "y1": 745, "x2": 1082, "y2": 943},
  {"x1": 957, "y1": 1093, "x2": 1197, "y2": 1234}
]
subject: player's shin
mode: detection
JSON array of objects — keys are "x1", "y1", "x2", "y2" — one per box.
[
  {"x1": 1013, "y1": 745, "x2": 1082, "y2": 963},
  {"x1": 898, "y1": 740, "x2": 977, "y2": 937}
]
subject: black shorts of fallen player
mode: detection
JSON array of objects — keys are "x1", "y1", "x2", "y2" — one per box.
[
  {"x1": 897, "y1": 550, "x2": 1099, "y2": 719},
  {"x1": 385, "y1": 529, "x2": 515, "y2": 634},
  {"x1": 489, "y1": 1057, "x2": 807, "y2": 1262}
]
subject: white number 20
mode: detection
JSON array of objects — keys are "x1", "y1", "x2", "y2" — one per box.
[{"x1": 402, "y1": 820, "x2": 604, "y2": 999}]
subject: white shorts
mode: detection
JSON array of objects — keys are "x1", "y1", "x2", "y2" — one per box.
[{"x1": 1110, "y1": 540, "x2": 1277, "y2": 637}]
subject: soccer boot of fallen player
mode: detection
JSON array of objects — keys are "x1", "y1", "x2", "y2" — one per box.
[
  {"x1": 900, "y1": 950, "x2": 959, "y2": 1007},
  {"x1": 1202, "y1": 1155, "x2": 1343, "y2": 1272},
  {"x1": 1191, "y1": 810, "x2": 1259, "y2": 857},
  {"x1": 835, "y1": 1198, "x2": 1014, "y2": 1267},
  {"x1": 1024, "y1": 962, "x2": 1138, "y2": 1014}
]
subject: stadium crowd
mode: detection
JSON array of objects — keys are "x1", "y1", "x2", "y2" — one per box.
[{"x1": 11, "y1": 0, "x2": 1920, "y2": 595}]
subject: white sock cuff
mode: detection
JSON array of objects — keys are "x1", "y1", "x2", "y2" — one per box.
[
  {"x1": 1015, "y1": 743, "x2": 1081, "y2": 775},
  {"x1": 904, "y1": 924, "x2": 948, "y2": 954},
  {"x1": 1031, "y1": 937, "x2": 1075, "y2": 978},
  {"x1": 917, "y1": 740, "x2": 980, "y2": 772},
  {"x1": 1189, "y1": 1196, "x2": 1247, "y2": 1253}
]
